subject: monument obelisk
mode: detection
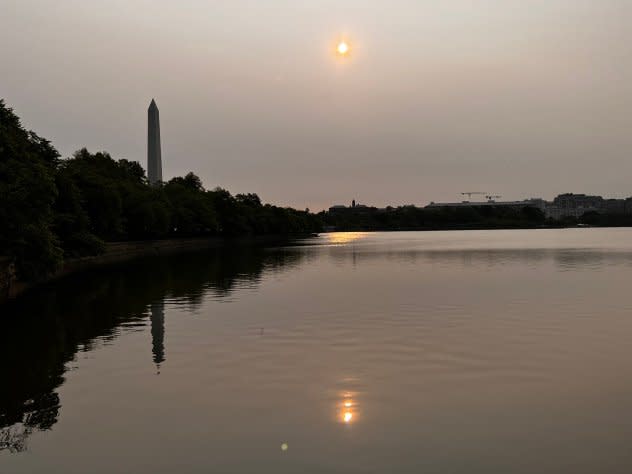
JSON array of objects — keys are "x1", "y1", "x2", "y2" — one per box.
[{"x1": 147, "y1": 99, "x2": 162, "y2": 185}]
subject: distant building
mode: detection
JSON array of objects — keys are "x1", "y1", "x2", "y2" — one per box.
[
  {"x1": 545, "y1": 193, "x2": 627, "y2": 219},
  {"x1": 426, "y1": 198, "x2": 545, "y2": 211},
  {"x1": 329, "y1": 200, "x2": 370, "y2": 213},
  {"x1": 548, "y1": 193, "x2": 602, "y2": 218},
  {"x1": 604, "y1": 199, "x2": 625, "y2": 214},
  {"x1": 543, "y1": 205, "x2": 570, "y2": 220}
]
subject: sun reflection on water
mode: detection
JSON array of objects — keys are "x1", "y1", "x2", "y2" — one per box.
[
  {"x1": 339, "y1": 392, "x2": 358, "y2": 425},
  {"x1": 327, "y1": 232, "x2": 370, "y2": 245}
]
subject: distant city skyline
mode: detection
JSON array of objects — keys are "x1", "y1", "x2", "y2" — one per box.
[
  {"x1": 333, "y1": 191, "x2": 632, "y2": 208},
  {"x1": 3, "y1": 0, "x2": 631, "y2": 211},
  {"x1": 330, "y1": 192, "x2": 632, "y2": 221}
]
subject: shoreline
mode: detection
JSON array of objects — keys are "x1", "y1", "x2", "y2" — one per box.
[
  {"x1": 0, "y1": 234, "x2": 314, "y2": 304},
  {"x1": 324, "y1": 223, "x2": 602, "y2": 232}
]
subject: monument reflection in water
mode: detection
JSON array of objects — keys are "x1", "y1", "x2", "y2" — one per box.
[
  {"x1": 0, "y1": 245, "x2": 302, "y2": 453},
  {"x1": 150, "y1": 302, "x2": 165, "y2": 372}
]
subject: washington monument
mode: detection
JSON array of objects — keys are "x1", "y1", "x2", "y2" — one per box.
[{"x1": 147, "y1": 99, "x2": 162, "y2": 185}]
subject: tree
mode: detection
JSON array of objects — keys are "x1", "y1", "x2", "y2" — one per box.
[{"x1": 0, "y1": 100, "x2": 63, "y2": 279}]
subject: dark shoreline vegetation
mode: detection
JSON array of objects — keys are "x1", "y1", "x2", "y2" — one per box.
[
  {"x1": 3, "y1": 99, "x2": 632, "y2": 285},
  {"x1": 322, "y1": 206, "x2": 549, "y2": 232},
  {"x1": 320, "y1": 206, "x2": 632, "y2": 232}
]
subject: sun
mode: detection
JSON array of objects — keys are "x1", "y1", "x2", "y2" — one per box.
[{"x1": 336, "y1": 41, "x2": 349, "y2": 56}]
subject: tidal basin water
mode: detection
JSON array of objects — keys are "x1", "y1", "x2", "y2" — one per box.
[{"x1": 3, "y1": 229, "x2": 632, "y2": 473}]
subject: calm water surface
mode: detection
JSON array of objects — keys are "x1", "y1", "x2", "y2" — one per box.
[{"x1": 3, "y1": 229, "x2": 632, "y2": 473}]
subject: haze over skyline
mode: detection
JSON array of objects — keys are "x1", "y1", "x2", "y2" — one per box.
[{"x1": 2, "y1": 0, "x2": 631, "y2": 210}]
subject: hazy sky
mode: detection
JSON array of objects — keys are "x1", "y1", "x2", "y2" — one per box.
[{"x1": 2, "y1": 0, "x2": 631, "y2": 210}]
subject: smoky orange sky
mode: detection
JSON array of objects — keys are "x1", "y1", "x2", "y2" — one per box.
[{"x1": 2, "y1": 0, "x2": 631, "y2": 210}]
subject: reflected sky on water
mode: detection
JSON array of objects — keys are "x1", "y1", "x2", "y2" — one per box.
[{"x1": 3, "y1": 229, "x2": 632, "y2": 473}]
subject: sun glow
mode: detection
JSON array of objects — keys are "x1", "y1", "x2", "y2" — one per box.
[{"x1": 336, "y1": 41, "x2": 350, "y2": 56}]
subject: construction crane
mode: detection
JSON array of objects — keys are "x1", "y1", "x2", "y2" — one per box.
[
  {"x1": 461, "y1": 192, "x2": 486, "y2": 201},
  {"x1": 486, "y1": 195, "x2": 502, "y2": 202}
]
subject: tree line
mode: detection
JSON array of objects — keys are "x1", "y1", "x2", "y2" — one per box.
[
  {"x1": 320, "y1": 203, "x2": 632, "y2": 232},
  {"x1": 0, "y1": 100, "x2": 321, "y2": 281},
  {"x1": 319, "y1": 204, "x2": 547, "y2": 231}
]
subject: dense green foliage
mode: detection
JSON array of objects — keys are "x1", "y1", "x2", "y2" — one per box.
[
  {"x1": 0, "y1": 101, "x2": 63, "y2": 279},
  {"x1": 0, "y1": 100, "x2": 320, "y2": 281},
  {"x1": 320, "y1": 205, "x2": 547, "y2": 231}
]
